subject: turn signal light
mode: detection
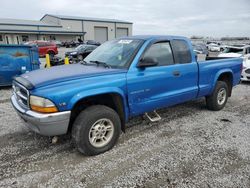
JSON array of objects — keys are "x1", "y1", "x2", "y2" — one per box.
[{"x1": 30, "y1": 105, "x2": 58, "y2": 113}]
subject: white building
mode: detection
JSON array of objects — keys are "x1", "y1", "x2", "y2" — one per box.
[{"x1": 0, "y1": 14, "x2": 133, "y2": 44}]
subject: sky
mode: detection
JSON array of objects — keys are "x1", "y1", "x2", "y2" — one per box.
[{"x1": 1, "y1": 0, "x2": 250, "y2": 37}]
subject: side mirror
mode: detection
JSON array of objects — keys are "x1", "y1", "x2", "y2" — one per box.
[{"x1": 137, "y1": 57, "x2": 158, "y2": 68}]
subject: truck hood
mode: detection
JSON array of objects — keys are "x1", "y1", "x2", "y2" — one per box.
[{"x1": 19, "y1": 64, "x2": 126, "y2": 89}]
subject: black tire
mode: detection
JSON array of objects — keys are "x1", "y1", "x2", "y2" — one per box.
[
  {"x1": 77, "y1": 54, "x2": 83, "y2": 61},
  {"x1": 206, "y1": 81, "x2": 229, "y2": 111},
  {"x1": 72, "y1": 105, "x2": 121, "y2": 156}
]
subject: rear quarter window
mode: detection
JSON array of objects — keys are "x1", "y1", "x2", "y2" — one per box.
[{"x1": 172, "y1": 40, "x2": 192, "y2": 64}]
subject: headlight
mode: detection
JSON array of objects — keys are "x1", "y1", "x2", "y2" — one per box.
[
  {"x1": 70, "y1": 52, "x2": 77, "y2": 55},
  {"x1": 30, "y1": 95, "x2": 58, "y2": 113}
]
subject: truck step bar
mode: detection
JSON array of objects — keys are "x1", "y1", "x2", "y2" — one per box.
[{"x1": 145, "y1": 110, "x2": 161, "y2": 122}]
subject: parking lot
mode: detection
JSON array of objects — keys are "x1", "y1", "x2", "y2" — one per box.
[
  {"x1": 39, "y1": 47, "x2": 71, "y2": 68},
  {"x1": 0, "y1": 77, "x2": 250, "y2": 187}
]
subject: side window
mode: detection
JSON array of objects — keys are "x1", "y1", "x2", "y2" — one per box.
[
  {"x1": 85, "y1": 47, "x2": 92, "y2": 51},
  {"x1": 0, "y1": 35, "x2": 3, "y2": 41},
  {"x1": 143, "y1": 42, "x2": 174, "y2": 66},
  {"x1": 172, "y1": 40, "x2": 192, "y2": 64}
]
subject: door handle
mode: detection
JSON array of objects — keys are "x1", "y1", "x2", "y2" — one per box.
[{"x1": 173, "y1": 71, "x2": 181, "y2": 77}]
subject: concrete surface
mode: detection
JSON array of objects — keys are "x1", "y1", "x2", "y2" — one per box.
[{"x1": 0, "y1": 83, "x2": 250, "y2": 187}]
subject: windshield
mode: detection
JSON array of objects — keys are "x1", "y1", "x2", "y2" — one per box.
[
  {"x1": 75, "y1": 45, "x2": 87, "y2": 51},
  {"x1": 223, "y1": 47, "x2": 243, "y2": 54},
  {"x1": 84, "y1": 39, "x2": 143, "y2": 68}
]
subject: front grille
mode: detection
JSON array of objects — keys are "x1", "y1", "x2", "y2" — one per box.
[
  {"x1": 13, "y1": 81, "x2": 29, "y2": 109},
  {"x1": 245, "y1": 69, "x2": 250, "y2": 74}
]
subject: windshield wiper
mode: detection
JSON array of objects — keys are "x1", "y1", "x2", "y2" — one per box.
[{"x1": 89, "y1": 60, "x2": 111, "y2": 68}]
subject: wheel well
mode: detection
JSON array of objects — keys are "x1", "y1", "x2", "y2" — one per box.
[
  {"x1": 218, "y1": 72, "x2": 233, "y2": 97},
  {"x1": 68, "y1": 93, "x2": 126, "y2": 133}
]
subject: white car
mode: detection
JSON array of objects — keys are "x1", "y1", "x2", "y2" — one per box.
[
  {"x1": 241, "y1": 56, "x2": 250, "y2": 81},
  {"x1": 218, "y1": 45, "x2": 250, "y2": 81},
  {"x1": 208, "y1": 43, "x2": 221, "y2": 52}
]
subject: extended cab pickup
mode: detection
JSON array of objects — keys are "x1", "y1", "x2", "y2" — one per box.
[{"x1": 11, "y1": 36, "x2": 242, "y2": 156}]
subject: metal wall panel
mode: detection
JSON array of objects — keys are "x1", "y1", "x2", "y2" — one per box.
[{"x1": 94, "y1": 27, "x2": 108, "y2": 43}]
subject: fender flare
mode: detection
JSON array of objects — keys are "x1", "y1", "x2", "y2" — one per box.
[
  {"x1": 68, "y1": 87, "x2": 129, "y2": 121},
  {"x1": 211, "y1": 69, "x2": 233, "y2": 94}
]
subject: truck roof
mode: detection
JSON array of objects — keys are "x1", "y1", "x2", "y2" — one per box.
[{"x1": 121, "y1": 35, "x2": 189, "y2": 41}]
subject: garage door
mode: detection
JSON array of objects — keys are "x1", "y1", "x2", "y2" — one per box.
[
  {"x1": 116, "y1": 28, "x2": 128, "y2": 38},
  {"x1": 94, "y1": 27, "x2": 108, "y2": 43}
]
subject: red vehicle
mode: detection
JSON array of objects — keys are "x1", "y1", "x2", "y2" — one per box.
[{"x1": 26, "y1": 41, "x2": 58, "y2": 57}]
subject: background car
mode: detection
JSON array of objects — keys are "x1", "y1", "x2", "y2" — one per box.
[
  {"x1": 63, "y1": 41, "x2": 80, "y2": 48},
  {"x1": 192, "y1": 43, "x2": 209, "y2": 56},
  {"x1": 241, "y1": 56, "x2": 250, "y2": 81},
  {"x1": 193, "y1": 43, "x2": 209, "y2": 61},
  {"x1": 206, "y1": 41, "x2": 221, "y2": 46},
  {"x1": 218, "y1": 45, "x2": 250, "y2": 57},
  {"x1": 207, "y1": 43, "x2": 221, "y2": 52},
  {"x1": 26, "y1": 41, "x2": 58, "y2": 57},
  {"x1": 218, "y1": 45, "x2": 250, "y2": 81},
  {"x1": 65, "y1": 44, "x2": 97, "y2": 61},
  {"x1": 84, "y1": 40, "x2": 101, "y2": 46},
  {"x1": 51, "y1": 40, "x2": 62, "y2": 47}
]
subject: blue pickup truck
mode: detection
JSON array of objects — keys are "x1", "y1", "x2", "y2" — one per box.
[{"x1": 11, "y1": 35, "x2": 242, "y2": 155}]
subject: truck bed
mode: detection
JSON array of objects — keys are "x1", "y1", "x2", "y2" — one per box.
[{"x1": 197, "y1": 57, "x2": 242, "y2": 97}]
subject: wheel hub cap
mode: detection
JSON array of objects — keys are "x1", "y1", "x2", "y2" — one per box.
[
  {"x1": 89, "y1": 118, "x2": 114, "y2": 148},
  {"x1": 217, "y1": 88, "x2": 226, "y2": 105}
]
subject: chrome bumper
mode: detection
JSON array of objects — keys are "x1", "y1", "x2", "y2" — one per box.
[{"x1": 11, "y1": 95, "x2": 71, "y2": 136}]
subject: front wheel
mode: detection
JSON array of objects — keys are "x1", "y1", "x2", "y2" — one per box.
[
  {"x1": 77, "y1": 54, "x2": 83, "y2": 61},
  {"x1": 206, "y1": 81, "x2": 229, "y2": 111},
  {"x1": 72, "y1": 105, "x2": 121, "y2": 156}
]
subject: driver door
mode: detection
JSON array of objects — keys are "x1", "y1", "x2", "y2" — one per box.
[{"x1": 127, "y1": 40, "x2": 198, "y2": 116}]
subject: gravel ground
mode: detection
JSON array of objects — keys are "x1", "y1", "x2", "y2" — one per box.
[{"x1": 0, "y1": 83, "x2": 250, "y2": 187}]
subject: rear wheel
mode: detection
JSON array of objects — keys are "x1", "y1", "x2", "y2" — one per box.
[
  {"x1": 206, "y1": 81, "x2": 228, "y2": 111},
  {"x1": 72, "y1": 105, "x2": 121, "y2": 156}
]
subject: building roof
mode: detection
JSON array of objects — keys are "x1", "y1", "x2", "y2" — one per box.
[
  {"x1": 0, "y1": 28, "x2": 85, "y2": 35},
  {"x1": 42, "y1": 14, "x2": 133, "y2": 24},
  {"x1": 0, "y1": 18, "x2": 61, "y2": 27}
]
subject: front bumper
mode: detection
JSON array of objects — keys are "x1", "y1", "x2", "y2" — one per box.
[
  {"x1": 11, "y1": 95, "x2": 71, "y2": 136},
  {"x1": 241, "y1": 69, "x2": 250, "y2": 81}
]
